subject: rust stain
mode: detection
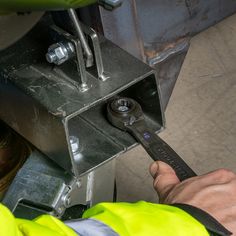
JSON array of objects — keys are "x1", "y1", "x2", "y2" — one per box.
[{"x1": 145, "y1": 37, "x2": 188, "y2": 60}]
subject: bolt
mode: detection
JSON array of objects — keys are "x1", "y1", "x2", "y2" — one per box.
[
  {"x1": 116, "y1": 98, "x2": 131, "y2": 112},
  {"x1": 70, "y1": 136, "x2": 80, "y2": 153},
  {"x1": 46, "y1": 41, "x2": 75, "y2": 65},
  {"x1": 118, "y1": 105, "x2": 129, "y2": 112},
  {"x1": 46, "y1": 52, "x2": 57, "y2": 64}
]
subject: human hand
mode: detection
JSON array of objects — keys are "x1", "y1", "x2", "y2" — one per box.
[{"x1": 150, "y1": 161, "x2": 236, "y2": 234}]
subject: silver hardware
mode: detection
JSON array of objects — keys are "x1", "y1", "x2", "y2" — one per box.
[{"x1": 46, "y1": 41, "x2": 75, "y2": 65}]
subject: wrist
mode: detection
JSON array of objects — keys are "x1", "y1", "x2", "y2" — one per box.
[{"x1": 172, "y1": 203, "x2": 232, "y2": 236}]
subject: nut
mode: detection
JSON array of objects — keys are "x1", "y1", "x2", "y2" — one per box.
[{"x1": 46, "y1": 42, "x2": 75, "y2": 65}]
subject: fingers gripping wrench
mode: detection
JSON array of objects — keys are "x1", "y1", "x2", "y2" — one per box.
[{"x1": 107, "y1": 97, "x2": 196, "y2": 181}]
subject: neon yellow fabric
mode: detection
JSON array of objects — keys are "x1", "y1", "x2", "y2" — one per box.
[
  {"x1": 83, "y1": 201, "x2": 210, "y2": 236},
  {"x1": 0, "y1": 201, "x2": 210, "y2": 236},
  {"x1": 0, "y1": 204, "x2": 77, "y2": 236},
  {"x1": 0, "y1": 0, "x2": 97, "y2": 12},
  {"x1": 0, "y1": 204, "x2": 23, "y2": 236}
]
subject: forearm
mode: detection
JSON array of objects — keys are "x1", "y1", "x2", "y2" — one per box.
[{"x1": 0, "y1": 202, "x2": 210, "y2": 236}]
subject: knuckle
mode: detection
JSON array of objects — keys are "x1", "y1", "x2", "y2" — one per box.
[
  {"x1": 215, "y1": 168, "x2": 235, "y2": 180},
  {"x1": 217, "y1": 168, "x2": 234, "y2": 176}
]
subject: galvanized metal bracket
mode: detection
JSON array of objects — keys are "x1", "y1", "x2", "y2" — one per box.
[
  {"x1": 49, "y1": 22, "x2": 109, "y2": 84},
  {"x1": 50, "y1": 25, "x2": 90, "y2": 92},
  {"x1": 80, "y1": 22, "x2": 110, "y2": 81},
  {"x1": 3, "y1": 151, "x2": 116, "y2": 218},
  {"x1": 0, "y1": 19, "x2": 164, "y2": 178}
]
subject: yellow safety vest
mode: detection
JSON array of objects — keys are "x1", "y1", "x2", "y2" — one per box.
[{"x1": 0, "y1": 202, "x2": 209, "y2": 236}]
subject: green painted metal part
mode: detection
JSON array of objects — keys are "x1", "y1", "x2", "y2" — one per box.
[{"x1": 0, "y1": 0, "x2": 97, "y2": 12}]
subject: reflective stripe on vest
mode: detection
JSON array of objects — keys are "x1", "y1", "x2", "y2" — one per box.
[{"x1": 66, "y1": 218, "x2": 119, "y2": 236}]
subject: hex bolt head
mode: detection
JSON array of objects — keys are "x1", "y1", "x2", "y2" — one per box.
[{"x1": 46, "y1": 41, "x2": 75, "y2": 65}]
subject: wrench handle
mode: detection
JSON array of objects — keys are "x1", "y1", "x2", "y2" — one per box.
[{"x1": 127, "y1": 122, "x2": 196, "y2": 181}]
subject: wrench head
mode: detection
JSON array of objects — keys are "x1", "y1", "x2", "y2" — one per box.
[{"x1": 107, "y1": 97, "x2": 144, "y2": 131}]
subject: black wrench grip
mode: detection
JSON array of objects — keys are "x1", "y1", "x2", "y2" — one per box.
[
  {"x1": 127, "y1": 123, "x2": 196, "y2": 181},
  {"x1": 147, "y1": 136, "x2": 197, "y2": 181}
]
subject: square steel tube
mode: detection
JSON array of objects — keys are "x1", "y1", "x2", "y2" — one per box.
[{"x1": 0, "y1": 22, "x2": 164, "y2": 177}]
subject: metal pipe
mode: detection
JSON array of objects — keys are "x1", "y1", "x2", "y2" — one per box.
[{"x1": 68, "y1": 8, "x2": 94, "y2": 67}]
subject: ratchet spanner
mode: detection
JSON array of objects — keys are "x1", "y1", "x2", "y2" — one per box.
[{"x1": 107, "y1": 97, "x2": 196, "y2": 181}]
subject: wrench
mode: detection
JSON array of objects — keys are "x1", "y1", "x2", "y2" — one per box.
[{"x1": 107, "y1": 97, "x2": 196, "y2": 181}]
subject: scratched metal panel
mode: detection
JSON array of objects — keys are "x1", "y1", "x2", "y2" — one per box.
[
  {"x1": 136, "y1": 0, "x2": 236, "y2": 52},
  {"x1": 98, "y1": 0, "x2": 236, "y2": 110},
  {"x1": 100, "y1": 0, "x2": 236, "y2": 60}
]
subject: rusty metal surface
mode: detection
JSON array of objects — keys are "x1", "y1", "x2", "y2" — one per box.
[
  {"x1": 153, "y1": 38, "x2": 190, "y2": 110},
  {"x1": 96, "y1": 0, "x2": 236, "y2": 109},
  {"x1": 100, "y1": 0, "x2": 236, "y2": 62}
]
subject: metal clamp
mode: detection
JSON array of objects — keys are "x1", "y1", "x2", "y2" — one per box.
[
  {"x1": 46, "y1": 12, "x2": 109, "y2": 84},
  {"x1": 68, "y1": 9, "x2": 94, "y2": 68},
  {"x1": 47, "y1": 25, "x2": 89, "y2": 92},
  {"x1": 80, "y1": 22, "x2": 110, "y2": 81}
]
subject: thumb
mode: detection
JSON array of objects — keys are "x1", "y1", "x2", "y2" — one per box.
[{"x1": 150, "y1": 161, "x2": 180, "y2": 201}]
